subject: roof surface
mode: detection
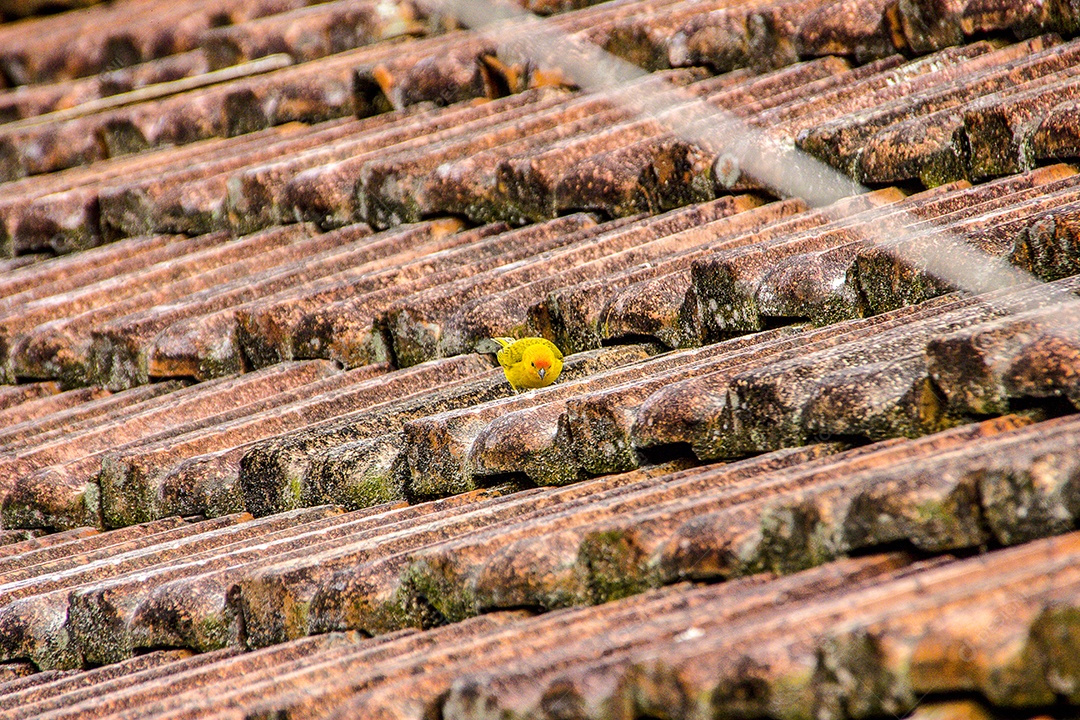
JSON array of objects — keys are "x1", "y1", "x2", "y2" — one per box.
[{"x1": 1, "y1": 0, "x2": 1080, "y2": 718}]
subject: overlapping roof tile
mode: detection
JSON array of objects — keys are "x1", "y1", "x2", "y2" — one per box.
[{"x1": 1, "y1": 0, "x2": 1080, "y2": 715}]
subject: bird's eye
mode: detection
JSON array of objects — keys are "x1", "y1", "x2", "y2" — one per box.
[{"x1": 531, "y1": 362, "x2": 536, "y2": 367}]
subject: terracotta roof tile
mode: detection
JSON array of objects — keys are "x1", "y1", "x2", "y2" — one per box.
[
  {"x1": 966, "y1": 73, "x2": 1080, "y2": 179},
  {"x1": 0, "y1": 0, "x2": 1079, "y2": 714},
  {"x1": 755, "y1": 169, "x2": 1080, "y2": 324},
  {"x1": 800, "y1": 34, "x2": 1067, "y2": 178},
  {"x1": 0, "y1": 526, "x2": 97, "y2": 561},
  {"x1": 127, "y1": 491, "x2": 500, "y2": 655},
  {"x1": 0, "y1": 649, "x2": 193, "y2": 715},
  {"x1": 0, "y1": 512, "x2": 252, "y2": 668},
  {"x1": 335, "y1": 89, "x2": 582, "y2": 227},
  {"x1": 0, "y1": 382, "x2": 187, "y2": 455},
  {"x1": 233, "y1": 91, "x2": 549, "y2": 232},
  {"x1": 0, "y1": 128, "x2": 291, "y2": 252},
  {"x1": 91, "y1": 121, "x2": 352, "y2": 238},
  {"x1": 1033, "y1": 98, "x2": 1080, "y2": 162},
  {"x1": 421, "y1": 451, "x2": 817, "y2": 613},
  {"x1": 1, "y1": 230, "x2": 244, "y2": 383},
  {"x1": 0, "y1": 385, "x2": 111, "y2": 430},
  {"x1": 574, "y1": 197, "x2": 862, "y2": 348},
  {"x1": 0, "y1": 0, "x2": 306, "y2": 85},
  {"x1": 352, "y1": 34, "x2": 499, "y2": 114},
  {"x1": 0, "y1": 517, "x2": 189, "y2": 578},
  {"x1": 0, "y1": 55, "x2": 301, "y2": 179},
  {"x1": 0, "y1": 481, "x2": 1071, "y2": 712},
  {"x1": 84, "y1": 225, "x2": 378, "y2": 387},
  {"x1": 238, "y1": 344, "x2": 649, "y2": 517},
  {"x1": 283, "y1": 216, "x2": 596, "y2": 368},
  {"x1": 0, "y1": 381, "x2": 59, "y2": 411},
  {"x1": 223, "y1": 218, "x2": 478, "y2": 366},
  {"x1": 405, "y1": 85, "x2": 658, "y2": 225},
  {"x1": 0, "y1": 662, "x2": 35, "y2": 685},
  {"x1": 383, "y1": 197, "x2": 760, "y2": 366},
  {"x1": 0, "y1": 254, "x2": 44, "y2": 274},
  {"x1": 901, "y1": 0, "x2": 1080, "y2": 53},
  {"x1": 0, "y1": 635, "x2": 336, "y2": 718},
  {"x1": 97, "y1": 355, "x2": 491, "y2": 527},
  {"x1": 473, "y1": 201, "x2": 804, "y2": 365},
  {"x1": 0, "y1": 39, "x2": 456, "y2": 179},
  {"x1": 88, "y1": 364, "x2": 389, "y2": 525},
  {"x1": 646, "y1": 0, "x2": 822, "y2": 72},
  {"x1": 68, "y1": 507, "x2": 349, "y2": 666},
  {"x1": 795, "y1": 0, "x2": 900, "y2": 61},
  {"x1": 928, "y1": 301, "x2": 1080, "y2": 415},
  {"x1": 600, "y1": 0, "x2": 759, "y2": 71},
  {"x1": 0, "y1": 51, "x2": 209, "y2": 123},
  {"x1": 0, "y1": 361, "x2": 338, "y2": 527},
  {"x1": 0, "y1": 0, "x2": 101, "y2": 20},
  {"x1": 201, "y1": 0, "x2": 422, "y2": 69},
  {"x1": 13, "y1": 533, "x2": 1059, "y2": 720}
]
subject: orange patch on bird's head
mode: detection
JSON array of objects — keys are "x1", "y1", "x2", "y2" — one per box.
[{"x1": 524, "y1": 345, "x2": 553, "y2": 374}]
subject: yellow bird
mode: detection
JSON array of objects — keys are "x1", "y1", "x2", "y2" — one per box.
[{"x1": 480, "y1": 336, "x2": 564, "y2": 392}]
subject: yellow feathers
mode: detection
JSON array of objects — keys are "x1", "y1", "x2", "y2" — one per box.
[{"x1": 483, "y1": 336, "x2": 564, "y2": 392}]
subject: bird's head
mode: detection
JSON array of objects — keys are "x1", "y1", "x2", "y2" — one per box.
[{"x1": 523, "y1": 344, "x2": 553, "y2": 381}]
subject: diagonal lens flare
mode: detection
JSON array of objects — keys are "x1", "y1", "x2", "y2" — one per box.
[{"x1": 438, "y1": 0, "x2": 1080, "y2": 324}]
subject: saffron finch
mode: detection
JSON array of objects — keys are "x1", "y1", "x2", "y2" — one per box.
[{"x1": 484, "y1": 336, "x2": 564, "y2": 392}]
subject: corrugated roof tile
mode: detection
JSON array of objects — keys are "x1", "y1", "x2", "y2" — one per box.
[
  {"x1": 0, "y1": 518, "x2": 182, "y2": 575},
  {"x1": 85, "y1": 225, "x2": 376, "y2": 386},
  {"x1": 201, "y1": 0, "x2": 422, "y2": 69},
  {"x1": 401, "y1": 197, "x2": 762, "y2": 363},
  {"x1": 0, "y1": 361, "x2": 338, "y2": 529},
  {"x1": 0, "y1": 381, "x2": 59, "y2": 412},
  {"x1": 238, "y1": 91, "x2": 550, "y2": 232},
  {"x1": 291, "y1": 216, "x2": 596, "y2": 368},
  {"x1": 0, "y1": 0, "x2": 1078, "y2": 714},
  {"x1": 0, "y1": 649, "x2": 193, "y2": 715},
  {"x1": 0, "y1": 51, "x2": 209, "y2": 123},
  {"x1": 799, "y1": 34, "x2": 1067, "y2": 179},
  {"x1": 0, "y1": 385, "x2": 111, "y2": 429}
]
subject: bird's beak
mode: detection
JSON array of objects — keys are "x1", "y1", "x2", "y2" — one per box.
[{"x1": 537, "y1": 368, "x2": 546, "y2": 380}]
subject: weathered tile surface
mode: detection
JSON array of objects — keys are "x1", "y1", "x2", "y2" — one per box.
[
  {"x1": 0, "y1": 361, "x2": 339, "y2": 529},
  {"x1": 20, "y1": 533, "x2": 1074, "y2": 720},
  {"x1": 0, "y1": 1, "x2": 1079, "y2": 718}
]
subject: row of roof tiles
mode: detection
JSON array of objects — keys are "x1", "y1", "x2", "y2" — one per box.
[
  {"x1": 2, "y1": 161, "x2": 1079, "y2": 530},
  {"x1": 0, "y1": 0, "x2": 347, "y2": 87},
  {"x1": 2, "y1": 157, "x2": 1079, "y2": 394},
  {"x1": 2, "y1": 0, "x2": 1078, "y2": 187},
  {"x1": 5, "y1": 30, "x2": 1080, "y2": 259},
  {"x1": 0, "y1": 0, "x2": 1073, "y2": 92},
  {"x1": 2, "y1": 463, "x2": 1080, "y2": 715},
  {"x1": 4, "y1": 541, "x2": 1066, "y2": 719},
  {"x1": 2, "y1": 0, "x2": 1080, "y2": 715},
  {"x1": 0, "y1": 38, "x2": 1077, "y2": 421},
  {"x1": 1, "y1": 260, "x2": 1077, "y2": 537}
]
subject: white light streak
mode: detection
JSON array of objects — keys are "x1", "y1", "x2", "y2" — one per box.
[{"x1": 438, "y1": 0, "x2": 1080, "y2": 327}]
